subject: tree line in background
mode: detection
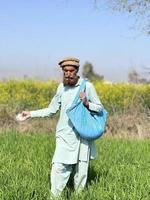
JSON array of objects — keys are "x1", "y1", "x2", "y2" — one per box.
[
  {"x1": 82, "y1": 61, "x2": 150, "y2": 83},
  {"x1": 82, "y1": 1, "x2": 150, "y2": 83},
  {"x1": 128, "y1": 68, "x2": 150, "y2": 84},
  {"x1": 82, "y1": 62, "x2": 104, "y2": 81},
  {"x1": 19, "y1": 61, "x2": 150, "y2": 84}
]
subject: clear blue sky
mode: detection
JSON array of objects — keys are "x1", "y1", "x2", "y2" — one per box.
[{"x1": 0, "y1": 0, "x2": 150, "y2": 82}]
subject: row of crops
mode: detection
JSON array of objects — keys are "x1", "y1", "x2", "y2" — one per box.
[{"x1": 0, "y1": 79, "x2": 150, "y2": 114}]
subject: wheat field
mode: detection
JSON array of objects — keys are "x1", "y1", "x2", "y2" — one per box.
[{"x1": 0, "y1": 131, "x2": 150, "y2": 200}]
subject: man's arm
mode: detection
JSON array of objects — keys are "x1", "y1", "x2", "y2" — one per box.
[
  {"x1": 80, "y1": 82, "x2": 103, "y2": 113},
  {"x1": 21, "y1": 83, "x2": 63, "y2": 119}
]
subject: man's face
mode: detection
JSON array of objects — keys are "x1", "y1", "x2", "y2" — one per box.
[
  {"x1": 63, "y1": 66, "x2": 77, "y2": 78},
  {"x1": 62, "y1": 66, "x2": 79, "y2": 86}
]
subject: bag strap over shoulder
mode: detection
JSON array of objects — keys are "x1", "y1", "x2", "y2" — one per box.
[{"x1": 72, "y1": 79, "x2": 87, "y2": 105}]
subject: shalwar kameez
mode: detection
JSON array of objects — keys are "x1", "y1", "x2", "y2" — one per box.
[{"x1": 30, "y1": 77, "x2": 103, "y2": 197}]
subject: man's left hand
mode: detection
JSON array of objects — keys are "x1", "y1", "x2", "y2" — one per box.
[{"x1": 80, "y1": 92, "x2": 89, "y2": 108}]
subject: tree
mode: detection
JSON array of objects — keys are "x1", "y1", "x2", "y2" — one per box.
[
  {"x1": 94, "y1": 0, "x2": 150, "y2": 34},
  {"x1": 128, "y1": 69, "x2": 150, "y2": 83},
  {"x1": 93, "y1": 1, "x2": 150, "y2": 78},
  {"x1": 82, "y1": 62, "x2": 104, "y2": 81},
  {"x1": 128, "y1": 69, "x2": 140, "y2": 83}
]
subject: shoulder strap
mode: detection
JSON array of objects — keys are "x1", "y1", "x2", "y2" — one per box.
[{"x1": 72, "y1": 79, "x2": 87, "y2": 105}]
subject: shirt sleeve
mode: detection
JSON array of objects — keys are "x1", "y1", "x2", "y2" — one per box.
[
  {"x1": 86, "y1": 82, "x2": 103, "y2": 113},
  {"x1": 30, "y1": 83, "x2": 62, "y2": 118}
]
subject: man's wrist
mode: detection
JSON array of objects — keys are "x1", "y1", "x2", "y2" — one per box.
[{"x1": 83, "y1": 101, "x2": 89, "y2": 108}]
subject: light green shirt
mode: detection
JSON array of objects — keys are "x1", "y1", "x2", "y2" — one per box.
[{"x1": 31, "y1": 78, "x2": 103, "y2": 164}]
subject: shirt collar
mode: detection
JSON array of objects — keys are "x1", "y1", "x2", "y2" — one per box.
[{"x1": 75, "y1": 77, "x2": 84, "y2": 87}]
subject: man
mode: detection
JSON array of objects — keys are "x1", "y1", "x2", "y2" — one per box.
[{"x1": 21, "y1": 57, "x2": 103, "y2": 197}]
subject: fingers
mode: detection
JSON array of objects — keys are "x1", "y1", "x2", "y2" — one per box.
[
  {"x1": 21, "y1": 111, "x2": 31, "y2": 118},
  {"x1": 79, "y1": 92, "x2": 89, "y2": 107},
  {"x1": 22, "y1": 111, "x2": 28, "y2": 116},
  {"x1": 16, "y1": 111, "x2": 31, "y2": 122},
  {"x1": 80, "y1": 92, "x2": 86, "y2": 99}
]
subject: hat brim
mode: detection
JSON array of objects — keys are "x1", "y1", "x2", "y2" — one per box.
[{"x1": 59, "y1": 60, "x2": 80, "y2": 68}]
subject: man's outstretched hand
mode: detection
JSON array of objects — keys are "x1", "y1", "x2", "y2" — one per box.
[
  {"x1": 16, "y1": 111, "x2": 31, "y2": 121},
  {"x1": 21, "y1": 111, "x2": 31, "y2": 119}
]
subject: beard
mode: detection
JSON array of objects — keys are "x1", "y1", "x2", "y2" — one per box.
[{"x1": 63, "y1": 75, "x2": 79, "y2": 87}]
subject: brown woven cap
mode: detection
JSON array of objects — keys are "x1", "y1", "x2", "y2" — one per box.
[{"x1": 59, "y1": 57, "x2": 80, "y2": 68}]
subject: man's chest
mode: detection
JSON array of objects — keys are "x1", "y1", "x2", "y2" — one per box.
[{"x1": 61, "y1": 87, "x2": 79, "y2": 108}]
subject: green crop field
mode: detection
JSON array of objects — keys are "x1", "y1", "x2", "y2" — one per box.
[{"x1": 0, "y1": 132, "x2": 150, "y2": 200}]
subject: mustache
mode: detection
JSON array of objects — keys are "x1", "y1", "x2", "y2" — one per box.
[
  {"x1": 63, "y1": 75, "x2": 79, "y2": 86},
  {"x1": 64, "y1": 76, "x2": 75, "y2": 79}
]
